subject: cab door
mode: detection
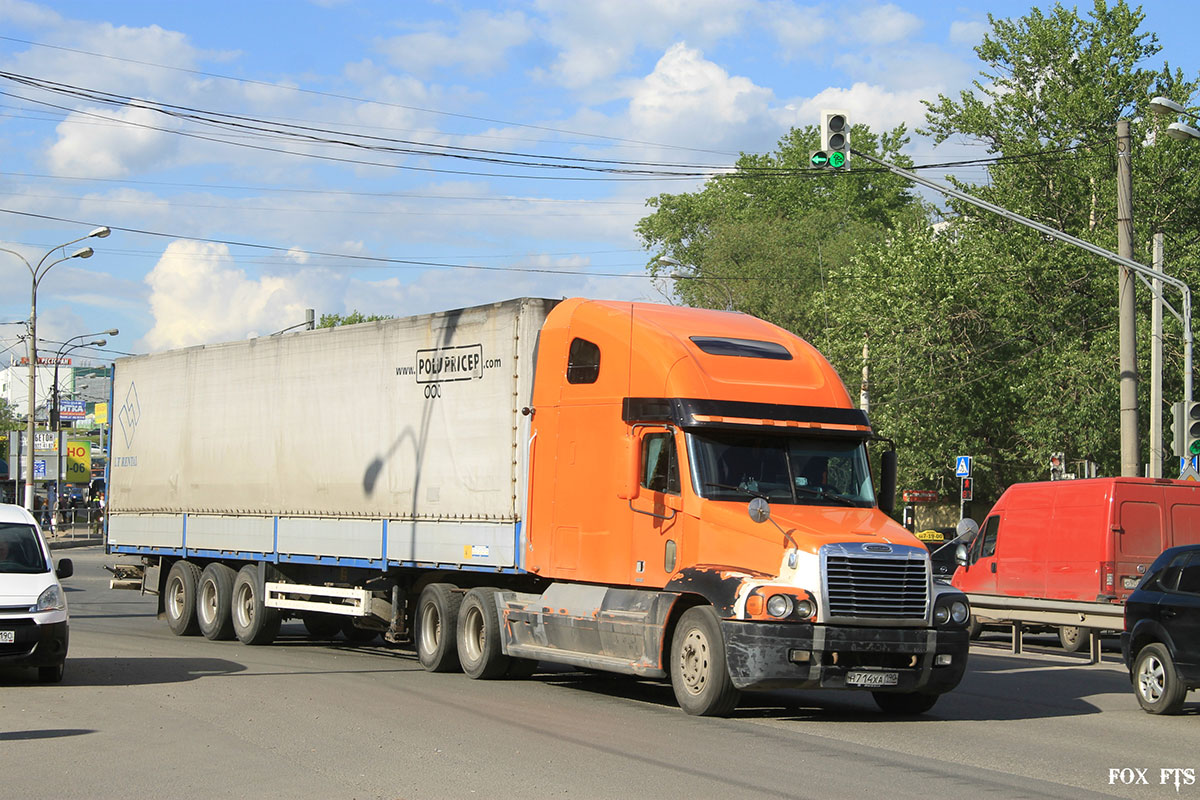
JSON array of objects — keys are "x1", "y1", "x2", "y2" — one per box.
[
  {"x1": 628, "y1": 426, "x2": 683, "y2": 587},
  {"x1": 954, "y1": 514, "x2": 999, "y2": 595}
]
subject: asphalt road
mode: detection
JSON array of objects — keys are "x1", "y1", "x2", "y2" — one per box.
[{"x1": 3, "y1": 546, "x2": 1197, "y2": 799}]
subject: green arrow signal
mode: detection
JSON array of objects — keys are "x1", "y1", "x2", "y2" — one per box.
[
  {"x1": 829, "y1": 151, "x2": 845, "y2": 168},
  {"x1": 810, "y1": 151, "x2": 829, "y2": 167}
]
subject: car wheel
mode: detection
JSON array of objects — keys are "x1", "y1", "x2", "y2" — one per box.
[
  {"x1": 1133, "y1": 642, "x2": 1188, "y2": 715},
  {"x1": 1058, "y1": 625, "x2": 1088, "y2": 653}
]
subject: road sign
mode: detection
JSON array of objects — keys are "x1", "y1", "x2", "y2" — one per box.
[
  {"x1": 955, "y1": 456, "x2": 972, "y2": 478},
  {"x1": 902, "y1": 489, "x2": 939, "y2": 503},
  {"x1": 1181, "y1": 456, "x2": 1200, "y2": 478}
]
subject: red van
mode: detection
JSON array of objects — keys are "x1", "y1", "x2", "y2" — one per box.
[{"x1": 954, "y1": 477, "x2": 1200, "y2": 607}]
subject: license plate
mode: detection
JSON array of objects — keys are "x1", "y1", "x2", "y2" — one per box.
[
  {"x1": 846, "y1": 670, "x2": 898, "y2": 687},
  {"x1": 0, "y1": 630, "x2": 13, "y2": 644}
]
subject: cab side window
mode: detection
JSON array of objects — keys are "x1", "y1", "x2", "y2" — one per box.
[
  {"x1": 1176, "y1": 553, "x2": 1200, "y2": 595},
  {"x1": 566, "y1": 337, "x2": 600, "y2": 384},
  {"x1": 641, "y1": 432, "x2": 680, "y2": 495},
  {"x1": 970, "y1": 515, "x2": 999, "y2": 564}
]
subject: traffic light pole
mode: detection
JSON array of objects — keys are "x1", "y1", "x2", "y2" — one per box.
[{"x1": 849, "y1": 147, "x2": 1194, "y2": 408}]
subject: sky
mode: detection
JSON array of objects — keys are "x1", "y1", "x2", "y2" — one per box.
[{"x1": 1, "y1": 0, "x2": 1198, "y2": 364}]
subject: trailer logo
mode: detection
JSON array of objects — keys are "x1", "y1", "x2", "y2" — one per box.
[
  {"x1": 396, "y1": 344, "x2": 502, "y2": 398},
  {"x1": 118, "y1": 382, "x2": 141, "y2": 449}
]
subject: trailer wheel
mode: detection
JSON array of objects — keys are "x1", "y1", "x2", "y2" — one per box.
[
  {"x1": 416, "y1": 583, "x2": 462, "y2": 672},
  {"x1": 1058, "y1": 625, "x2": 1088, "y2": 653},
  {"x1": 197, "y1": 563, "x2": 237, "y2": 641},
  {"x1": 669, "y1": 606, "x2": 740, "y2": 716},
  {"x1": 457, "y1": 587, "x2": 510, "y2": 679},
  {"x1": 165, "y1": 560, "x2": 202, "y2": 636},
  {"x1": 302, "y1": 612, "x2": 342, "y2": 639},
  {"x1": 872, "y1": 691, "x2": 939, "y2": 715},
  {"x1": 1134, "y1": 643, "x2": 1188, "y2": 714},
  {"x1": 231, "y1": 565, "x2": 281, "y2": 645}
]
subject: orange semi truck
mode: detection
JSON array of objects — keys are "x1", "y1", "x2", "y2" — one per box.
[{"x1": 107, "y1": 297, "x2": 970, "y2": 715}]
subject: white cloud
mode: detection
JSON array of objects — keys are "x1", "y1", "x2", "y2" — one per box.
[
  {"x1": 378, "y1": 10, "x2": 533, "y2": 76},
  {"x1": 788, "y1": 81, "x2": 930, "y2": 135},
  {"x1": 627, "y1": 43, "x2": 774, "y2": 148},
  {"x1": 846, "y1": 4, "x2": 922, "y2": 45},
  {"x1": 950, "y1": 20, "x2": 989, "y2": 47},
  {"x1": 769, "y1": 2, "x2": 921, "y2": 57},
  {"x1": 141, "y1": 241, "x2": 315, "y2": 350},
  {"x1": 47, "y1": 105, "x2": 180, "y2": 178}
]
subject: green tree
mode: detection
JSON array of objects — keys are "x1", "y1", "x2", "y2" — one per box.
[
  {"x1": 637, "y1": 123, "x2": 927, "y2": 343},
  {"x1": 317, "y1": 310, "x2": 394, "y2": 328}
]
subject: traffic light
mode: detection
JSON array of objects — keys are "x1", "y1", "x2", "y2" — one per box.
[
  {"x1": 1172, "y1": 401, "x2": 1186, "y2": 457},
  {"x1": 821, "y1": 110, "x2": 850, "y2": 168},
  {"x1": 1186, "y1": 401, "x2": 1200, "y2": 459},
  {"x1": 961, "y1": 477, "x2": 973, "y2": 501}
]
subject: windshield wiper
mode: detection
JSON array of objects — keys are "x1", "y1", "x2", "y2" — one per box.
[
  {"x1": 704, "y1": 481, "x2": 766, "y2": 499},
  {"x1": 793, "y1": 485, "x2": 858, "y2": 506}
]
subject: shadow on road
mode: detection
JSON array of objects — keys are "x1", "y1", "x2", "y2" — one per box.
[
  {"x1": 0, "y1": 729, "x2": 94, "y2": 741},
  {"x1": 0, "y1": 656, "x2": 247, "y2": 688}
]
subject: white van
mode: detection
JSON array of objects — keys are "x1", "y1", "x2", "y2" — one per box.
[{"x1": 0, "y1": 503, "x2": 72, "y2": 682}]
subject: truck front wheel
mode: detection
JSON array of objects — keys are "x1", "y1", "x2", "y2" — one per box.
[
  {"x1": 165, "y1": 560, "x2": 202, "y2": 636},
  {"x1": 231, "y1": 565, "x2": 281, "y2": 645},
  {"x1": 669, "y1": 606, "x2": 740, "y2": 716},
  {"x1": 416, "y1": 583, "x2": 462, "y2": 673},
  {"x1": 1058, "y1": 625, "x2": 1088, "y2": 653},
  {"x1": 457, "y1": 587, "x2": 510, "y2": 679}
]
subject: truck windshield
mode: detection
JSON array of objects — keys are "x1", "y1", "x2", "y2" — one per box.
[
  {"x1": 0, "y1": 522, "x2": 50, "y2": 574},
  {"x1": 687, "y1": 430, "x2": 876, "y2": 507}
]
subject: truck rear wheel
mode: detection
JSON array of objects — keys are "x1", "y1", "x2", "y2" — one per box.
[
  {"x1": 197, "y1": 563, "x2": 237, "y2": 641},
  {"x1": 873, "y1": 691, "x2": 939, "y2": 715},
  {"x1": 457, "y1": 587, "x2": 510, "y2": 679},
  {"x1": 165, "y1": 560, "x2": 202, "y2": 636},
  {"x1": 669, "y1": 606, "x2": 740, "y2": 716},
  {"x1": 231, "y1": 564, "x2": 281, "y2": 645},
  {"x1": 416, "y1": 583, "x2": 462, "y2": 672},
  {"x1": 1058, "y1": 625, "x2": 1088, "y2": 653}
]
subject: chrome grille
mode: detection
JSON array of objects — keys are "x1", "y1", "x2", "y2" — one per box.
[{"x1": 822, "y1": 543, "x2": 929, "y2": 621}]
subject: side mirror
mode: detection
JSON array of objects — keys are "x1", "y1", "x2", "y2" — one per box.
[
  {"x1": 57, "y1": 558, "x2": 74, "y2": 580},
  {"x1": 748, "y1": 497, "x2": 771, "y2": 524},
  {"x1": 617, "y1": 434, "x2": 640, "y2": 501},
  {"x1": 877, "y1": 449, "x2": 897, "y2": 515},
  {"x1": 955, "y1": 518, "x2": 980, "y2": 540}
]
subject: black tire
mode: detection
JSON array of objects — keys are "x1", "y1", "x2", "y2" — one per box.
[
  {"x1": 457, "y1": 587, "x2": 510, "y2": 680},
  {"x1": 302, "y1": 612, "x2": 343, "y2": 639},
  {"x1": 873, "y1": 691, "x2": 939, "y2": 715},
  {"x1": 38, "y1": 663, "x2": 64, "y2": 684},
  {"x1": 197, "y1": 563, "x2": 237, "y2": 641},
  {"x1": 416, "y1": 583, "x2": 462, "y2": 673},
  {"x1": 340, "y1": 619, "x2": 381, "y2": 643},
  {"x1": 1133, "y1": 642, "x2": 1188, "y2": 715},
  {"x1": 1058, "y1": 625, "x2": 1088, "y2": 653},
  {"x1": 966, "y1": 615, "x2": 983, "y2": 640},
  {"x1": 164, "y1": 560, "x2": 202, "y2": 636},
  {"x1": 231, "y1": 565, "x2": 281, "y2": 645},
  {"x1": 669, "y1": 606, "x2": 740, "y2": 716}
]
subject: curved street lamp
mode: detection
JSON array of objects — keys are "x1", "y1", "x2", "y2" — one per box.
[
  {"x1": 0, "y1": 225, "x2": 111, "y2": 511},
  {"x1": 51, "y1": 330, "x2": 117, "y2": 520}
]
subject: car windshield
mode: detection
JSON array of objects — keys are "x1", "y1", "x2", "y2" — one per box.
[
  {"x1": 0, "y1": 522, "x2": 50, "y2": 574},
  {"x1": 686, "y1": 430, "x2": 876, "y2": 507}
]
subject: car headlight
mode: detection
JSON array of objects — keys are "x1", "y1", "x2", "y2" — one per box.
[
  {"x1": 950, "y1": 600, "x2": 969, "y2": 624},
  {"x1": 34, "y1": 584, "x2": 65, "y2": 612},
  {"x1": 934, "y1": 605, "x2": 950, "y2": 624}
]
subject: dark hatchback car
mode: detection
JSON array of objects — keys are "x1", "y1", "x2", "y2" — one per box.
[{"x1": 1122, "y1": 544, "x2": 1200, "y2": 714}]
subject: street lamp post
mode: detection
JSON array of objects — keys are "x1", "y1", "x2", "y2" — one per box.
[
  {"x1": 0, "y1": 226, "x2": 111, "y2": 511},
  {"x1": 51, "y1": 330, "x2": 116, "y2": 525},
  {"x1": 658, "y1": 256, "x2": 735, "y2": 311}
]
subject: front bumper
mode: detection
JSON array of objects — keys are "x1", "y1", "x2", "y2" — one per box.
[
  {"x1": 722, "y1": 620, "x2": 969, "y2": 694},
  {"x1": 0, "y1": 619, "x2": 70, "y2": 669}
]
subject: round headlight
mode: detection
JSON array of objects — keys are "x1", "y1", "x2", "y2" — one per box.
[
  {"x1": 934, "y1": 604, "x2": 950, "y2": 624},
  {"x1": 950, "y1": 600, "x2": 969, "y2": 624},
  {"x1": 766, "y1": 594, "x2": 794, "y2": 618},
  {"x1": 795, "y1": 598, "x2": 815, "y2": 619}
]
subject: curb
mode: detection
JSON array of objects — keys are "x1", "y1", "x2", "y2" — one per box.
[{"x1": 47, "y1": 537, "x2": 103, "y2": 550}]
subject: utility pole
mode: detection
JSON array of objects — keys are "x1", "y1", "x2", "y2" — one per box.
[
  {"x1": 860, "y1": 337, "x2": 869, "y2": 415},
  {"x1": 1151, "y1": 232, "x2": 1164, "y2": 478},
  {"x1": 1117, "y1": 120, "x2": 1138, "y2": 476}
]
